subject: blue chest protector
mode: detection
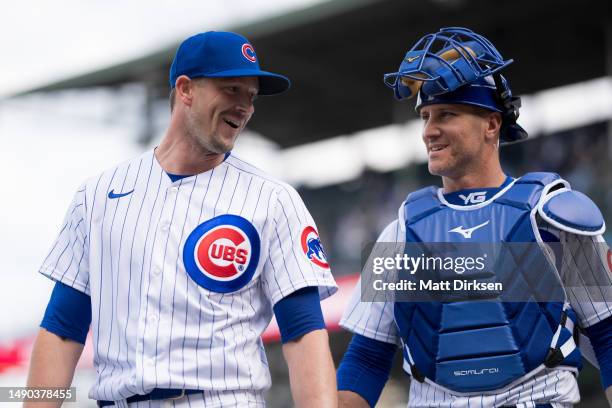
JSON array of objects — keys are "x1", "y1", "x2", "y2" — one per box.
[{"x1": 394, "y1": 173, "x2": 582, "y2": 395}]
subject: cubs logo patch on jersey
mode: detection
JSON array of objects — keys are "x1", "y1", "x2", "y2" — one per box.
[
  {"x1": 183, "y1": 214, "x2": 261, "y2": 293},
  {"x1": 300, "y1": 226, "x2": 329, "y2": 269}
]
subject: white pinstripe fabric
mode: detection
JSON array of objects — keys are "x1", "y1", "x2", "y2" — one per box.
[
  {"x1": 114, "y1": 390, "x2": 266, "y2": 408},
  {"x1": 39, "y1": 150, "x2": 337, "y2": 403},
  {"x1": 531, "y1": 220, "x2": 612, "y2": 328},
  {"x1": 405, "y1": 368, "x2": 578, "y2": 407}
]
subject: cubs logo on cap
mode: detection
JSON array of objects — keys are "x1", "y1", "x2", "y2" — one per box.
[
  {"x1": 300, "y1": 226, "x2": 329, "y2": 269},
  {"x1": 183, "y1": 214, "x2": 260, "y2": 293},
  {"x1": 168, "y1": 31, "x2": 290, "y2": 95},
  {"x1": 241, "y1": 43, "x2": 256, "y2": 62}
]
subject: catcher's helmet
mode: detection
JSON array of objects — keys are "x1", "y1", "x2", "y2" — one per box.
[{"x1": 383, "y1": 27, "x2": 527, "y2": 144}]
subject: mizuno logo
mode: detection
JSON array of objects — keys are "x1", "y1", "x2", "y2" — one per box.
[
  {"x1": 108, "y1": 189, "x2": 134, "y2": 199},
  {"x1": 449, "y1": 220, "x2": 490, "y2": 239},
  {"x1": 458, "y1": 191, "x2": 487, "y2": 205},
  {"x1": 406, "y1": 55, "x2": 420, "y2": 63}
]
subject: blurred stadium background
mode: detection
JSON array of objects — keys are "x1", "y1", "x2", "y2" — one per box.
[{"x1": 1, "y1": 0, "x2": 611, "y2": 406}]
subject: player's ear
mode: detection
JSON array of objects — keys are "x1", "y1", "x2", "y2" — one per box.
[
  {"x1": 484, "y1": 112, "x2": 502, "y2": 144},
  {"x1": 175, "y1": 75, "x2": 195, "y2": 107}
]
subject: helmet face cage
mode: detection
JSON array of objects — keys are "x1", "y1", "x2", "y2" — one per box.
[
  {"x1": 383, "y1": 27, "x2": 513, "y2": 99},
  {"x1": 384, "y1": 27, "x2": 527, "y2": 144}
]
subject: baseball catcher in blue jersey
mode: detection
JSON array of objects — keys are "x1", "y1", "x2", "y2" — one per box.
[{"x1": 337, "y1": 27, "x2": 612, "y2": 407}]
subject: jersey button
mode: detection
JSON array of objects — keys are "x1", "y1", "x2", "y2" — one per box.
[
  {"x1": 161, "y1": 223, "x2": 170, "y2": 232},
  {"x1": 170, "y1": 186, "x2": 179, "y2": 193},
  {"x1": 152, "y1": 267, "x2": 161, "y2": 276},
  {"x1": 148, "y1": 314, "x2": 158, "y2": 324}
]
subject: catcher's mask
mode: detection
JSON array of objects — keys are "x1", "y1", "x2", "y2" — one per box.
[{"x1": 383, "y1": 27, "x2": 527, "y2": 144}]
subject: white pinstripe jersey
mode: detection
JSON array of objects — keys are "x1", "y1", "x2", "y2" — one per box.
[
  {"x1": 40, "y1": 150, "x2": 337, "y2": 403},
  {"x1": 341, "y1": 209, "x2": 612, "y2": 407}
]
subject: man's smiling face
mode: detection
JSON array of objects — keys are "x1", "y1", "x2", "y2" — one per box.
[{"x1": 185, "y1": 76, "x2": 259, "y2": 154}]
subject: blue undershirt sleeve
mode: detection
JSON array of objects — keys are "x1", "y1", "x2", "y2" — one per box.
[
  {"x1": 585, "y1": 315, "x2": 612, "y2": 389},
  {"x1": 273, "y1": 286, "x2": 325, "y2": 344},
  {"x1": 337, "y1": 333, "x2": 397, "y2": 407},
  {"x1": 40, "y1": 281, "x2": 92, "y2": 344}
]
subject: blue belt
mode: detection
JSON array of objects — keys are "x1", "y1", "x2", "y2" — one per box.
[{"x1": 97, "y1": 389, "x2": 202, "y2": 407}]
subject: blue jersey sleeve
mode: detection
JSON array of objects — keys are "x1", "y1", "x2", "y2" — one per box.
[
  {"x1": 585, "y1": 315, "x2": 612, "y2": 389},
  {"x1": 273, "y1": 286, "x2": 325, "y2": 344},
  {"x1": 337, "y1": 333, "x2": 397, "y2": 407},
  {"x1": 40, "y1": 281, "x2": 92, "y2": 344}
]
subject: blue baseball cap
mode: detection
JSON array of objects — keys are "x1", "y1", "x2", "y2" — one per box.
[{"x1": 169, "y1": 31, "x2": 291, "y2": 95}]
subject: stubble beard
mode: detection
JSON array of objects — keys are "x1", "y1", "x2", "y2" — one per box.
[
  {"x1": 187, "y1": 114, "x2": 234, "y2": 155},
  {"x1": 429, "y1": 147, "x2": 474, "y2": 178},
  {"x1": 197, "y1": 132, "x2": 231, "y2": 155}
]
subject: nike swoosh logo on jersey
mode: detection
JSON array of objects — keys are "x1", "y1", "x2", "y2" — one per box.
[
  {"x1": 406, "y1": 55, "x2": 420, "y2": 63},
  {"x1": 449, "y1": 220, "x2": 490, "y2": 239},
  {"x1": 108, "y1": 189, "x2": 134, "y2": 199}
]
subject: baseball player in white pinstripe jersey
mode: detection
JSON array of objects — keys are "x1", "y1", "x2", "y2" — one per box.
[
  {"x1": 337, "y1": 28, "x2": 612, "y2": 407},
  {"x1": 26, "y1": 31, "x2": 338, "y2": 407}
]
